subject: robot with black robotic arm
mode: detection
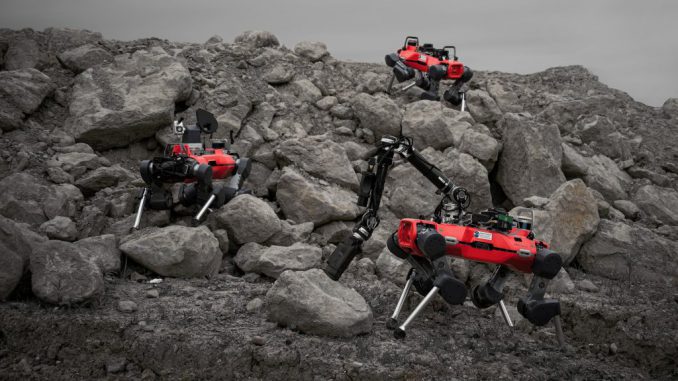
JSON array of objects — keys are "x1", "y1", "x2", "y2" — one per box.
[
  {"x1": 385, "y1": 36, "x2": 474, "y2": 108},
  {"x1": 133, "y1": 109, "x2": 252, "y2": 228},
  {"x1": 324, "y1": 136, "x2": 565, "y2": 345}
]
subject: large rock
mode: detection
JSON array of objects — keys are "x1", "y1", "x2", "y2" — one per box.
[
  {"x1": 401, "y1": 100, "x2": 462, "y2": 150},
  {"x1": 235, "y1": 242, "x2": 322, "y2": 278},
  {"x1": 0, "y1": 216, "x2": 47, "y2": 300},
  {"x1": 74, "y1": 234, "x2": 120, "y2": 274},
  {"x1": 561, "y1": 143, "x2": 589, "y2": 178},
  {"x1": 74, "y1": 165, "x2": 135, "y2": 195},
  {"x1": 458, "y1": 128, "x2": 501, "y2": 170},
  {"x1": 266, "y1": 220, "x2": 314, "y2": 246},
  {"x1": 0, "y1": 242, "x2": 25, "y2": 300},
  {"x1": 633, "y1": 185, "x2": 678, "y2": 225},
  {"x1": 57, "y1": 44, "x2": 114, "y2": 73},
  {"x1": 578, "y1": 220, "x2": 678, "y2": 282},
  {"x1": 351, "y1": 93, "x2": 401, "y2": 139},
  {"x1": 233, "y1": 31, "x2": 279, "y2": 48},
  {"x1": 65, "y1": 48, "x2": 192, "y2": 149},
  {"x1": 276, "y1": 167, "x2": 361, "y2": 226},
  {"x1": 275, "y1": 135, "x2": 359, "y2": 190},
  {"x1": 262, "y1": 64, "x2": 294, "y2": 85},
  {"x1": 44, "y1": 27, "x2": 103, "y2": 52},
  {"x1": 582, "y1": 155, "x2": 631, "y2": 201},
  {"x1": 119, "y1": 225, "x2": 221, "y2": 278},
  {"x1": 30, "y1": 240, "x2": 104, "y2": 305},
  {"x1": 515, "y1": 179, "x2": 599, "y2": 265},
  {"x1": 3, "y1": 38, "x2": 44, "y2": 70},
  {"x1": 573, "y1": 115, "x2": 631, "y2": 160},
  {"x1": 496, "y1": 113, "x2": 566, "y2": 204},
  {"x1": 39, "y1": 216, "x2": 78, "y2": 241},
  {"x1": 386, "y1": 148, "x2": 492, "y2": 217},
  {"x1": 212, "y1": 194, "x2": 282, "y2": 245},
  {"x1": 289, "y1": 79, "x2": 322, "y2": 103},
  {"x1": 0, "y1": 68, "x2": 54, "y2": 131},
  {"x1": 375, "y1": 248, "x2": 410, "y2": 286},
  {"x1": 0, "y1": 173, "x2": 81, "y2": 225},
  {"x1": 466, "y1": 89, "x2": 503, "y2": 124},
  {"x1": 294, "y1": 41, "x2": 328, "y2": 62},
  {"x1": 265, "y1": 269, "x2": 373, "y2": 337}
]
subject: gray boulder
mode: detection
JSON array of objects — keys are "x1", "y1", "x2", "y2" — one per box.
[
  {"x1": 517, "y1": 179, "x2": 599, "y2": 265},
  {"x1": 401, "y1": 100, "x2": 460, "y2": 150},
  {"x1": 0, "y1": 215, "x2": 47, "y2": 300},
  {"x1": 212, "y1": 194, "x2": 282, "y2": 245},
  {"x1": 235, "y1": 242, "x2": 322, "y2": 278},
  {"x1": 387, "y1": 148, "x2": 492, "y2": 217},
  {"x1": 40, "y1": 216, "x2": 78, "y2": 241},
  {"x1": 583, "y1": 155, "x2": 631, "y2": 201},
  {"x1": 57, "y1": 44, "x2": 113, "y2": 73},
  {"x1": 633, "y1": 185, "x2": 678, "y2": 225},
  {"x1": 573, "y1": 115, "x2": 631, "y2": 160},
  {"x1": 458, "y1": 128, "x2": 501, "y2": 170},
  {"x1": 276, "y1": 167, "x2": 361, "y2": 226},
  {"x1": 315, "y1": 96, "x2": 338, "y2": 111},
  {"x1": 4, "y1": 38, "x2": 44, "y2": 70},
  {"x1": 466, "y1": 89, "x2": 503, "y2": 124},
  {"x1": 275, "y1": 135, "x2": 359, "y2": 190},
  {"x1": 561, "y1": 143, "x2": 589, "y2": 178},
  {"x1": 289, "y1": 79, "x2": 323, "y2": 103},
  {"x1": 578, "y1": 220, "x2": 678, "y2": 282},
  {"x1": 119, "y1": 225, "x2": 221, "y2": 278},
  {"x1": 30, "y1": 240, "x2": 104, "y2": 305},
  {"x1": 351, "y1": 93, "x2": 401, "y2": 139},
  {"x1": 234, "y1": 31, "x2": 279, "y2": 48},
  {"x1": 65, "y1": 48, "x2": 192, "y2": 149},
  {"x1": 262, "y1": 64, "x2": 294, "y2": 85},
  {"x1": 496, "y1": 113, "x2": 566, "y2": 204},
  {"x1": 612, "y1": 200, "x2": 641, "y2": 220},
  {"x1": 375, "y1": 248, "x2": 410, "y2": 286},
  {"x1": 47, "y1": 151, "x2": 109, "y2": 173},
  {"x1": 294, "y1": 41, "x2": 329, "y2": 62},
  {"x1": 44, "y1": 27, "x2": 103, "y2": 52},
  {"x1": 266, "y1": 220, "x2": 314, "y2": 246},
  {"x1": 74, "y1": 234, "x2": 120, "y2": 274},
  {"x1": 0, "y1": 242, "x2": 24, "y2": 301},
  {"x1": 662, "y1": 98, "x2": 678, "y2": 118},
  {"x1": 265, "y1": 269, "x2": 373, "y2": 337},
  {"x1": 314, "y1": 221, "x2": 352, "y2": 244},
  {"x1": 0, "y1": 173, "x2": 63, "y2": 225},
  {"x1": 0, "y1": 68, "x2": 54, "y2": 131},
  {"x1": 74, "y1": 165, "x2": 135, "y2": 195},
  {"x1": 356, "y1": 72, "x2": 388, "y2": 94}
]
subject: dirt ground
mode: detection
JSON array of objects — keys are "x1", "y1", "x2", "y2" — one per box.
[{"x1": 1, "y1": 263, "x2": 676, "y2": 381}]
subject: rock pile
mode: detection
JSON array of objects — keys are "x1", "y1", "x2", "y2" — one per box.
[{"x1": 0, "y1": 27, "x2": 676, "y2": 345}]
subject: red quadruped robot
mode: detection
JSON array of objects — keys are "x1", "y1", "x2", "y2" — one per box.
[
  {"x1": 385, "y1": 36, "x2": 473, "y2": 108},
  {"x1": 133, "y1": 109, "x2": 251, "y2": 228},
  {"x1": 324, "y1": 135, "x2": 565, "y2": 346}
]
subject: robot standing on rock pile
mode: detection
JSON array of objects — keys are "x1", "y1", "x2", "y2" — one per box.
[{"x1": 133, "y1": 109, "x2": 251, "y2": 228}]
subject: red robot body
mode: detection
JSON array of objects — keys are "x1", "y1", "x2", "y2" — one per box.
[
  {"x1": 168, "y1": 144, "x2": 237, "y2": 181},
  {"x1": 395, "y1": 218, "x2": 550, "y2": 274},
  {"x1": 397, "y1": 46, "x2": 466, "y2": 80}
]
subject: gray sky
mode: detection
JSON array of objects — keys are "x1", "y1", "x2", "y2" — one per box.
[{"x1": 2, "y1": 0, "x2": 677, "y2": 106}]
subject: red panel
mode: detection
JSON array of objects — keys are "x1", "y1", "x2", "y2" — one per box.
[{"x1": 395, "y1": 219, "x2": 540, "y2": 274}]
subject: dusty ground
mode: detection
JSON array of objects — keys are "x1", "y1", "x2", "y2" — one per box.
[{"x1": 1, "y1": 263, "x2": 676, "y2": 381}]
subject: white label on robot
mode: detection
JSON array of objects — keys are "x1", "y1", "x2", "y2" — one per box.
[{"x1": 474, "y1": 231, "x2": 493, "y2": 241}]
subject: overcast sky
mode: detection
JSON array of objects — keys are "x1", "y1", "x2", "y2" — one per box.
[{"x1": 2, "y1": 0, "x2": 677, "y2": 106}]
